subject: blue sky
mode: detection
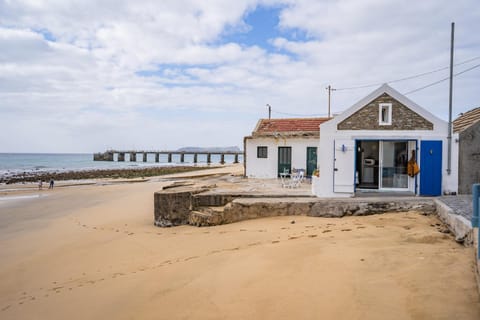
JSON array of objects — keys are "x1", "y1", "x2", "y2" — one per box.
[{"x1": 0, "y1": 0, "x2": 479, "y2": 152}]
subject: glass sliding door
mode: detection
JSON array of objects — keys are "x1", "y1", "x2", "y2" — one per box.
[{"x1": 380, "y1": 141, "x2": 408, "y2": 189}]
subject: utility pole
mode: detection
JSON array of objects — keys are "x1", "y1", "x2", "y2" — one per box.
[
  {"x1": 447, "y1": 22, "x2": 455, "y2": 175},
  {"x1": 326, "y1": 85, "x2": 336, "y2": 118},
  {"x1": 266, "y1": 104, "x2": 271, "y2": 119}
]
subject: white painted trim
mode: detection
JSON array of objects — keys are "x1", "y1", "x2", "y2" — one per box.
[{"x1": 379, "y1": 103, "x2": 392, "y2": 126}]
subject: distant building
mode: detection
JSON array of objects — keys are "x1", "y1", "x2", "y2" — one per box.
[
  {"x1": 244, "y1": 118, "x2": 330, "y2": 178},
  {"x1": 453, "y1": 107, "x2": 480, "y2": 194},
  {"x1": 312, "y1": 84, "x2": 458, "y2": 197}
]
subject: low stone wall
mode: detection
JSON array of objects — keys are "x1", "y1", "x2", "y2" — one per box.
[
  {"x1": 219, "y1": 197, "x2": 436, "y2": 224},
  {"x1": 434, "y1": 199, "x2": 474, "y2": 245},
  {"x1": 154, "y1": 188, "x2": 205, "y2": 226},
  {"x1": 154, "y1": 185, "x2": 437, "y2": 227}
]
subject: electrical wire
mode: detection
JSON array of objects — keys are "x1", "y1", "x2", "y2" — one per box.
[
  {"x1": 334, "y1": 55, "x2": 480, "y2": 91},
  {"x1": 271, "y1": 110, "x2": 328, "y2": 117},
  {"x1": 404, "y1": 62, "x2": 480, "y2": 95},
  {"x1": 267, "y1": 57, "x2": 480, "y2": 117}
]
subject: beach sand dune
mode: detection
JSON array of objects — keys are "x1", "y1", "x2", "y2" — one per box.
[{"x1": 1, "y1": 169, "x2": 479, "y2": 319}]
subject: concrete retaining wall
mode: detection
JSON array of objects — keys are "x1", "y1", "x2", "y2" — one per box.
[{"x1": 434, "y1": 199, "x2": 474, "y2": 245}]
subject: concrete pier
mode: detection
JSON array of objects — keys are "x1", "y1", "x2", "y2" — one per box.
[{"x1": 93, "y1": 149, "x2": 243, "y2": 165}]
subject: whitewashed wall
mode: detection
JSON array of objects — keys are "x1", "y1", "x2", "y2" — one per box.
[
  {"x1": 245, "y1": 136, "x2": 319, "y2": 178},
  {"x1": 313, "y1": 123, "x2": 459, "y2": 197}
]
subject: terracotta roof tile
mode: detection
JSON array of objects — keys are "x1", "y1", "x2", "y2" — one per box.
[
  {"x1": 453, "y1": 107, "x2": 480, "y2": 132},
  {"x1": 253, "y1": 118, "x2": 331, "y2": 136}
]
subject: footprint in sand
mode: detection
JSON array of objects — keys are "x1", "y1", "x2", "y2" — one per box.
[
  {"x1": 308, "y1": 234, "x2": 318, "y2": 238},
  {"x1": 271, "y1": 240, "x2": 280, "y2": 244},
  {"x1": 341, "y1": 229, "x2": 352, "y2": 232},
  {"x1": 357, "y1": 226, "x2": 366, "y2": 229},
  {"x1": 288, "y1": 236, "x2": 301, "y2": 240},
  {"x1": 248, "y1": 242, "x2": 261, "y2": 246},
  {"x1": 2, "y1": 305, "x2": 11, "y2": 312},
  {"x1": 184, "y1": 256, "x2": 200, "y2": 261},
  {"x1": 322, "y1": 230, "x2": 332, "y2": 233}
]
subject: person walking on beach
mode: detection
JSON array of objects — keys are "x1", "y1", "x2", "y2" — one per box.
[
  {"x1": 38, "y1": 180, "x2": 43, "y2": 190},
  {"x1": 49, "y1": 179, "x2": 54, "y2": 189}
]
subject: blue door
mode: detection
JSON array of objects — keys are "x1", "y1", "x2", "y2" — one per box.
[{"x1": 420, "y1": 140, "x2": 442, "y2": 196}]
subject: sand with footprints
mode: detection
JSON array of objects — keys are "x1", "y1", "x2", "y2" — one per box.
[{"x1": 1, "y1": 165, "x2": 479, "y2": 319}]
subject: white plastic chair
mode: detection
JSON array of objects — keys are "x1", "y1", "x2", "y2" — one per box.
[{"x1": 287, "y1": 170, "x2": 304, "y2": 188}]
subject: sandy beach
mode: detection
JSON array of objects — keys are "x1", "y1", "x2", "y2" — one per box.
[{"x1": 0, "y1": 164, "x2": 479, "y2": 319}]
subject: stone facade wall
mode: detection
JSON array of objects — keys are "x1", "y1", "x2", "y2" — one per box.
[
  {"x1": 337, "y1": 93, "x2": 434, "y2": 130},
  {"x1": 458, "y1": 122, "x2": 480, "y2": 194}
]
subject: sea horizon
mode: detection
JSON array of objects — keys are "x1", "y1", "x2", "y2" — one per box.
[{"x1": 0, "y1": 152, "x2": 243, "y2": 179}]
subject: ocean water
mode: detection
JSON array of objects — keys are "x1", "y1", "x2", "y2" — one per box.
[{"x1": 0, "y1": 153, "x2": 243, "y2": 178}]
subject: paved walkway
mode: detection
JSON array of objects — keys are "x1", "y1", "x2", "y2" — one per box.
[{"x1": 438, "y1": 195, "x2": 473, "y2": 220}]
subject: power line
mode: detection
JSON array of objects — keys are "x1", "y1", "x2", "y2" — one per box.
[
  {"x1": 271, "y1": 110, "x2": 328, "y2": 117},
  {"x1": 334, "y1": 55, "x2": 480, "y2": 91},
  {"x1": 404, "y1": 62, "x2": 480, "y2": 95}
]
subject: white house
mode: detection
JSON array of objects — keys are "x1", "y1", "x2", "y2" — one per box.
[
  {"x1": 312, "y1": 84, "x2": 458, "y2": 197},
  {"x1": 244, "y1": 118, "x2": 330, "y2": 178}
]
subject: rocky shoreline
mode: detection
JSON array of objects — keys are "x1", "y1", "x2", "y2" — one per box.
[{"x1": 1, "y1": 165, "x2": 219, "y2": 184}]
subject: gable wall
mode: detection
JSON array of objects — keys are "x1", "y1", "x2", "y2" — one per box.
[
  {"x1": 458, "y1": 121, "x2": 480, "y2": 194},
  {"x1": 337, "y1": 93, "x2": 433, "y2": 131}
]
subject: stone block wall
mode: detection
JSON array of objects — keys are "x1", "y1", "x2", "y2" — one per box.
[
  {"x1": 337, "y1": 93, "x2": 433, "y2": 131},
  {"x1": 154, "y1": 188, "x2": 203, "y2": 226},
  {"x1": 458, "y1": 122, "x2": 480, "y2": 194}
]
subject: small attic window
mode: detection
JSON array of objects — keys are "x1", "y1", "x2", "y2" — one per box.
[{"x1": 379, "y1": 103, "x2": 392, "y2": 125}]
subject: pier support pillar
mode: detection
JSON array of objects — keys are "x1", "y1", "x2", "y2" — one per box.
[
  {"x1": 180, "y1": 153, "x2": 185, "y2": 163},
  {"x1": 93, "y1": 152, "x2": 114, "y2": 161},
  {"x1": 155, "y1": 153, "x2": 159, "y2": 163},
  {"x1": 143, "y1": 153, "x2": 148, "y2": 162},
  {"x1": 193, "y1": 154, "x2": 198, "y2": 163},
  {"x1": 118, "y1": 153, "x2": 125, "y2": 161},
  {"x1": 220, "y1": 154, "x2": 225, "y2": 164},
  {"x1": 130, "y1": 152, "x2": 137, "y2": 162},
  {"x1": 207, "y1": 153, "x2": 211, "y2": 164},
  {"x1": 168, "y1": 153, "x2": 172, "y2": 163},
  {"x1": 234, "y1": 154, "x2": 239, "y2": 163}
]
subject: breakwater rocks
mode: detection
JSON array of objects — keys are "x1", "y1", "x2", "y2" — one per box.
[{"x1": 1, "y1": 166, "x2": 218, "y2": 184}]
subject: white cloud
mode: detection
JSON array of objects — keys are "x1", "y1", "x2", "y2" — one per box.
[{"x1": 0, "y1": 0, "x2": 479, "y2": 152}]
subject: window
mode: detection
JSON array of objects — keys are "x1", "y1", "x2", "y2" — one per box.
[
  {"x1": 379, "y1": 103, "x2": 392, "y2": 125},
  {"x1": 257, "y1": 146, "x2": 268, "y2": 158}
]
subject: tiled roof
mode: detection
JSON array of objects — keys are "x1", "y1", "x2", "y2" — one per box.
[
  {"x1": 252, "y1": 118, "x2": 331, "y2": 136},
  {"x1": 453, "y1": 107, "x2": 480, "y2": 133}
]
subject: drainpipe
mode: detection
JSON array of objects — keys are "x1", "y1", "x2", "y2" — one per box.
[
  {"x1": 447, "y1": 22, "x2": 455, "y2": 175},
  {"x1": 472, "y1": 184, "x2": 479, "y2": 261}
]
